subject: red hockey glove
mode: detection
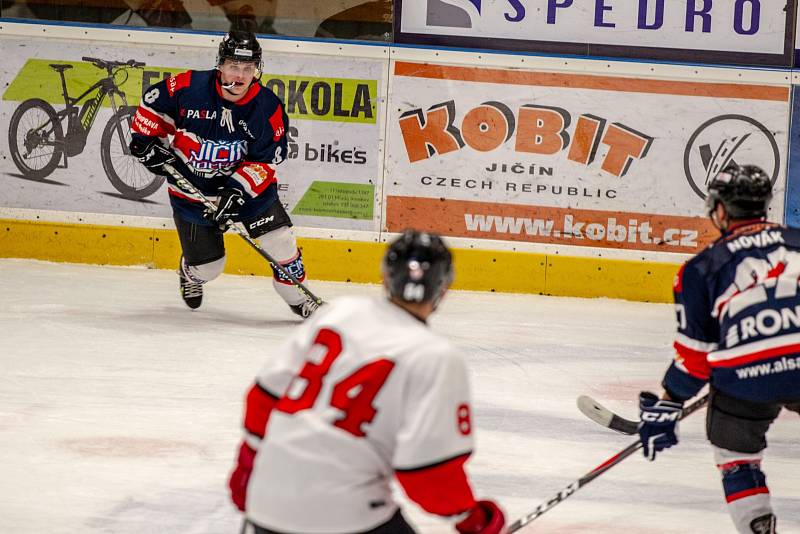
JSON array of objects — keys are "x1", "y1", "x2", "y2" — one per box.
[
  {"x1": 228, "y1": 442, "x2": 256, "y2": 511},
  {"x1": 455, "y1": 500, "x2": 505, "y2": 534}
]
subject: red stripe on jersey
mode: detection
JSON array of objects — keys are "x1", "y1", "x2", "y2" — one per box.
[
  {"x1": 167, "y1": 71, "x2": 192, "y2": 97},
  {"x1": 725, "y1": 221, "x2": 773, "y2": 237},
  {"x1": 673, "y1": 263, "x2": 686, "y2": 293},
  {"x1": 395, "y1": 453, "x2": 476, "y2": 516},
  {"x1": 172, "y1": 131, "x2": 202, "y2": 162},
  {"x1": 767, "y1": 261, "x2": 786, "y2": 279},
  {"x1": 244, "y1": 383, "x2": 279, "y2": 439},
  {"x1": 710, "y1": 343, "x2": 800, "y2": 368},
  {"x1": 131, "y1": 107, "x2": 175, "y2": 137},
  {"x1": 268, "y1": 106, "x2": 285, "y2": 141},
  {"x1": 167, "y1": 187, "x2": 201, "y2": 203},
  {"x1": 236, "y1": 82, "x2": 261, "y2": 106},
  {"x1": 673, "y1": 341, "x2": 710, "y2": 379},
  {"x1": 725, "y1": 487, "x2": 769, "y2": 503},
  {"x1": 235, "y1": 162, "x2": 276, "y2": 195}
]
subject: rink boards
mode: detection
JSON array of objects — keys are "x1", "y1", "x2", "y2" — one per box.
[
  {"x1": 2, "y1": 21, "x2": 800, "y2": 302},
  {"x1": 0, "y1": 213, "x2": 679, "y2": 301}
]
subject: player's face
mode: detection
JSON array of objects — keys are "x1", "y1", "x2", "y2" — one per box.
[{"x1": 219, "y1": 59, "x2": 259, "y2": 97}]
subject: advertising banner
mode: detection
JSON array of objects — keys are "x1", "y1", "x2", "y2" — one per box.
[
  {"x1": 0, "y1": 35, "x2": 386, "y2": 232},
  {"x1": 384, "y1": 61, "x2": 789, "y2": 254},
  {"x1": 396, "y1": 0, "x2": 794, "y2": 67},
  {"x1": 786, "y1": 84, "x2": 800, "y2": 228}
]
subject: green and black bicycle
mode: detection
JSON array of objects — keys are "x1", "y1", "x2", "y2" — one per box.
[{"x1": 8, "y1": 56, "x2": 165, "y2": 200}]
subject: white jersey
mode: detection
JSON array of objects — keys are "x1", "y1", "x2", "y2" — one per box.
[{"x1": 245, "y1": 295, "x2": 474, "y2": 533}]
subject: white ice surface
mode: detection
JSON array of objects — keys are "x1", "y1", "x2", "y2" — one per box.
[{"x1": 1, "y1": 259, "x2": 798, "y2": 534}]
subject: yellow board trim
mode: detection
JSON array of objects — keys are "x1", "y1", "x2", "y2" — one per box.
[{"x1": 0, "y1": 219, "x2": 679, "y2": 303}]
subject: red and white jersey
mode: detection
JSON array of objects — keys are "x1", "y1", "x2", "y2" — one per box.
[{"x1": 243, "y1": 295, "x2": 476, "y2": 533}]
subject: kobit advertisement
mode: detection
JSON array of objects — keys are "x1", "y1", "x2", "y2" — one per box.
[{"x1": 384, "y1": 60, "x2": 789, "y2": 253}]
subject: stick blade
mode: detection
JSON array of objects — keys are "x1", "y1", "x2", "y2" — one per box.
[
  {"x1": 576, "y1": 395, "x2": 638, "y2": 435},
  {"x1": 577, "y1": 395, "x2": 614, "y2": 426}
]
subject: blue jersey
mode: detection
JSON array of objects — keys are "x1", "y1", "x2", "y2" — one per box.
[
  {"x1": 131, "y1": 69, "x2": 288, "y2": 224},
  {"x1": 664, "y1": 220, "x2": 800, "y2": 404}
]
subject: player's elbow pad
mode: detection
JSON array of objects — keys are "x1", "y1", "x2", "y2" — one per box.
[
  {"x1": 395, "y1": 454, "x2": 476, "y2": 516},
  {"x1": 243, "y1": 382, "x2": 279, "y2": 438}
]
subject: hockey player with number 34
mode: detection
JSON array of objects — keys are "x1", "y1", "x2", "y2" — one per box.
[
  {"x1": 228, "y1": 230, "x2": 505, "y2": 534},
  {"x1": 129, "y1": 30, "x2": 317, "y2": 317},
  {"x1": 637, "y1": 164, "x2": 800, "y2": 534}
]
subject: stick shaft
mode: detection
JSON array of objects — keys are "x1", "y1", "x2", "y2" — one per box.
[{"x1": 163, "y1": 163, "x2": 323, "y2": 305}]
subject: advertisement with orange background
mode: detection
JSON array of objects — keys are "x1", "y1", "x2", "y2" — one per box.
[
  {"x1": 384, "y1": 61, "x2": 788, "y2": 254},
  {"x1": 386, "y1": 196, "x2": 719, "y2": 253}
]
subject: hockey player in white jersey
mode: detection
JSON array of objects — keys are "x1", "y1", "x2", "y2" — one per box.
[{"x1": 228, "y1": 229, "x2": 505, "y2": 534}]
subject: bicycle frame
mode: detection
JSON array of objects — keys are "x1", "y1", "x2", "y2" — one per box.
[
  {"x1": 48, "y1": 63, "x2": 133, "y2": 159},
  {"x1": 9, "y1": 57, "x2": 156, "y2": 196},
  {"x1": 53, "y1": 67, "x2": 130, "y2": 136}
]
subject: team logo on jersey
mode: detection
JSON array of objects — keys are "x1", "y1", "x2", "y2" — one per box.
[
  {"x1": 426, "y1": 0, "x2": 481, "y2": 28},
  {"x1": 189, "y1": 139, "x2": 246, "y2": 173},
  {"x1": 184, "y1": 109, "x2": 218, "y2": 120},
  {"x1": 683, "y1": 115, "x2": 780, "y2": 200}
]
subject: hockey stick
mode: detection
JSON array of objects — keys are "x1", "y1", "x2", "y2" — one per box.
[
  {"x1": 577, "y1": 393, "x2": 709, "y2": 435},
  {"x1": 506, "y1": 393, "x2": 708, "y2": 533},
  {"x1": 161, "y1": 163, "x2": 324, "y2": 307},
  {"x1": 576, "y1": 395, "x2": 639, "y2": 435}
]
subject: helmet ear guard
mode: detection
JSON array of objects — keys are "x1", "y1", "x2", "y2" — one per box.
[
  {"x1": 382, "y1": 230, "x2": 454, "y2": 305},
  {"x1": 706, "y1": 163, "x2": 772, "y2": 220}
]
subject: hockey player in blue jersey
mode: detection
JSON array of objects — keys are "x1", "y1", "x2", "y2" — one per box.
[
  {"x1": 637, "y1": 163, "x2": 800, "y2": 534},
  {"x1": 128, "y1": 30, "x2": 317, "y2": 318}
]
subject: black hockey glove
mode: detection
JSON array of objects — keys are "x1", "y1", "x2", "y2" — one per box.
[
  {"x1": 129, "y1": 137, "x2": 175, "y2": 175},
  {"x1": 206, "y1": 188, "x2": 245, "y2": 227},
  {"x1": 638, "y1": 391, "x2": 682, "y2": 461}
]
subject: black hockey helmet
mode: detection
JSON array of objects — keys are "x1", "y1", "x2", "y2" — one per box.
[
  {"x1": 706, "y1": 163, "x2": 772, "y2": 219},
  {"x1": 217, "y1": 30, "x2": 262, "y2": 66},
  {"x1": 382, "y1": 229, "x2": 454, "y2": 304}
]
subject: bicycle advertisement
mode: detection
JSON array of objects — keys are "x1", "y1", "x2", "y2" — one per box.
[{"x1": 0, "y1": 36, "x2": 386, "y2": 233}]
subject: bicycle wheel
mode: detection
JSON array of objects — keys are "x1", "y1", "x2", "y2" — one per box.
[
  {"x1": 8, "y1": 98, "x2": 64, "y2": 179},
  {"x1": 101, "y1": 106, "x2": 165, "y2": 200}
]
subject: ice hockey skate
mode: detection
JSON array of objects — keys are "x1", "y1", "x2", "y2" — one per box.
[
  {"x1": 289, "y1": 296, "x2": 319, "y2": 319},
  {"x1": 179, "y1": 271, "x2": 203, "y2": 309}
]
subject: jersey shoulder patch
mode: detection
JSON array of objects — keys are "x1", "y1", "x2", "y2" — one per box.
[
  {"x1": 167, "y1": 70, "x2": 192, "y2": 97},
  {"x1": 268, "y1": 105, "x2": 286, "y2": 142}
]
